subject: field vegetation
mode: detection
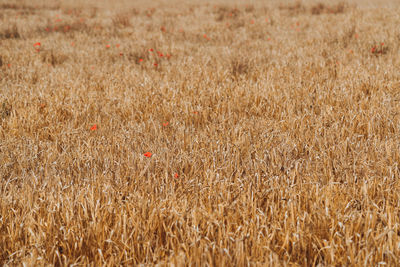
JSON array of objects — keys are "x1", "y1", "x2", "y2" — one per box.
[{"x1": 1, "y1": 0, "x2": 400, "y2": 265}]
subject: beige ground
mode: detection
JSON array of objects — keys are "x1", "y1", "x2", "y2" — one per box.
[{"x1": 1, "y1": 0, "x2": 400, "y2": 265}]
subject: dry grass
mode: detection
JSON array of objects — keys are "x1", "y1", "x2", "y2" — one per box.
[{"x1": 1, "y1": 0, "x2": 400, "y2": 265}]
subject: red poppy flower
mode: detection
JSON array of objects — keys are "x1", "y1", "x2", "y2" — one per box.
[
  {"x1": 144, "y1": 152, "x2": 152, "y2": 158},
  {"x1": 33, "y1": 42, "x2": 41, "y2": 47},
  {"x1": 162, "y1": 122, "x2": 169, "y2": 127},
  {"x1": 106, "y1": 44, "x2": 111, "y2": 48},
  {"x1": 90, "y1": 124, "x2": 97, "y2": 131},
  {"x1": 174, "y1": 173, "x2": 179, "y2": 178}
]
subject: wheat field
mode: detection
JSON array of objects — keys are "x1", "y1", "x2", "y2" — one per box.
[{"x1": 1, "y1": 0, "x2": 400, "y2": 265}]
